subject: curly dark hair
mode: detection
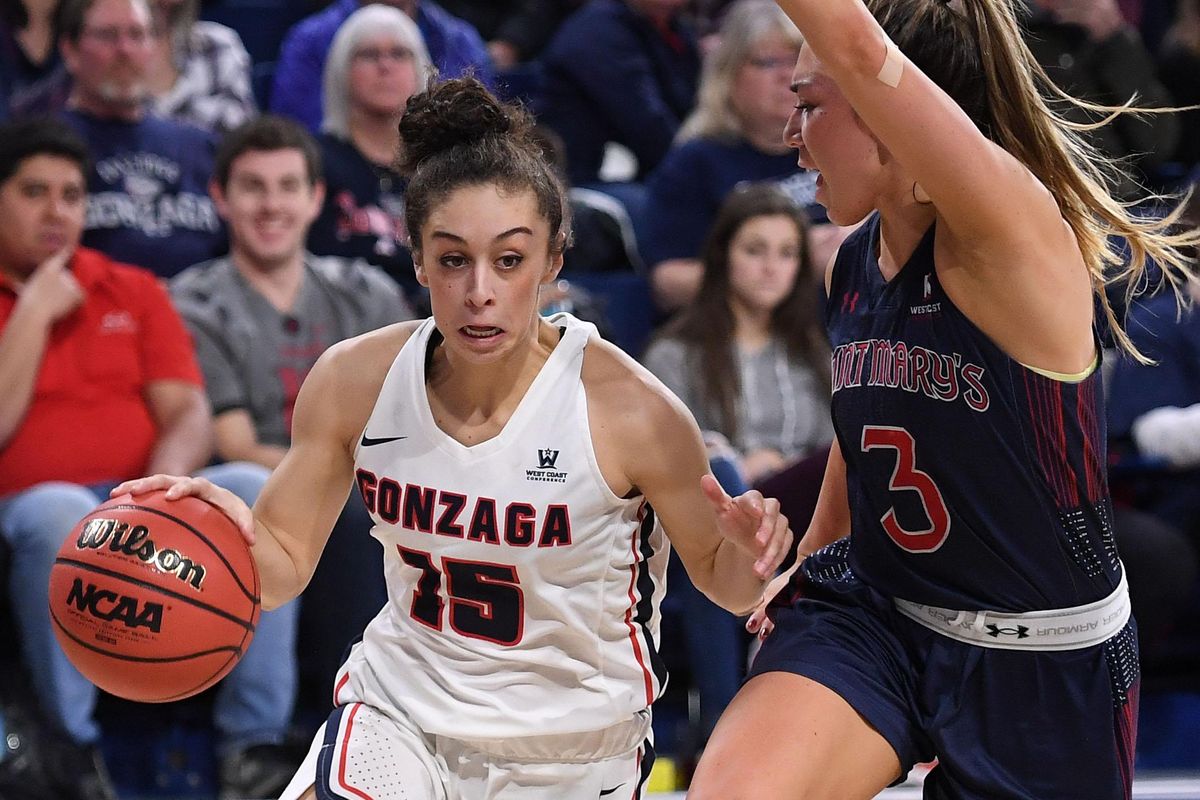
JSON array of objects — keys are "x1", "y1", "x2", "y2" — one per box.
[{"x1": 397, "y1": 77, "x2": 571, "y2": 254}]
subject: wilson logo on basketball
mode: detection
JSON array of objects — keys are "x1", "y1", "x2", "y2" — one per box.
[
  {"x1": 77, "y1": 518, "x2": 207, "y2": 590},
  {"x1": 66, "y1": 578, "x2": 164, "y2": 632}
]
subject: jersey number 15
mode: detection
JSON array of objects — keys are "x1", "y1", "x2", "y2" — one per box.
[{"x1": 398, "y1": 547, "x2": 525, "y2": 645}]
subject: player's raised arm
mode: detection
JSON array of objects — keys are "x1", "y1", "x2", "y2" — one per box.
[{"x1": 775, "y1": 0, "x2": 1064, "y2": 247}]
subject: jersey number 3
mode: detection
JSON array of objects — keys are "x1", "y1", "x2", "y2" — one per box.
[
  {"x1": 861, "y1": 426, "x2": 950, "y2": 552},
  {"x1": 398, "y1": 548, "x2": 525, "y2": 645}
]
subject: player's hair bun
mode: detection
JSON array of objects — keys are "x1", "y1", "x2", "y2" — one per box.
[{"x1": 398, "y1": 76, "x2": 532, "y2": 173}]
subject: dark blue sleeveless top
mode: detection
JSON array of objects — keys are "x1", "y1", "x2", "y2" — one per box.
[{"x1": 827, "y1": 213, "x2": 1119, "y2": 611}]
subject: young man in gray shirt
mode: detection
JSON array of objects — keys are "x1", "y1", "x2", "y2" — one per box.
[{"x1": 170, "y1": 115, "x2": 412, "y2": 799}]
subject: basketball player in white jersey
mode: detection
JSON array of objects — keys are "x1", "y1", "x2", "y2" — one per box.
[{"x1": 113, "y1": 77, "x2": 793, "y2": 800}]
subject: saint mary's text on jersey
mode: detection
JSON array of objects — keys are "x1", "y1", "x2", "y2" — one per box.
[{"x1": 831, "y1": 338, "x2": 990, "y2": 412}]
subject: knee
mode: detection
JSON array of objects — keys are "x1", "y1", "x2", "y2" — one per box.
[
  {"x1": 1, "y1": 482, "x2": 102, "y2": 555},
  {"x1": 200, "y1": 462, "x2": 271, "y2": 505}
]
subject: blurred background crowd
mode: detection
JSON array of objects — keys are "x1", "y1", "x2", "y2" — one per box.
[{"x1": 1, "y1": 0, "x2": 1199, "y2": 797}]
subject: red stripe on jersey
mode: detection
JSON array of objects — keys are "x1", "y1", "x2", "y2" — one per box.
[
  {"x1": 623, "y1": 504, "x2": 655, "y2": 706},
  {"x1": 1114, "y1": 684, "x2": 1139, "y2": 800},
  {"x1": 336, "y1": 703, "x2": 376, "y2": 800},
  {"x1": 1053, "y1": 381, "x2": 1081, "y2": 507},
  {"x1": 1078, "y1": 380, "x2": 1100, "y2": 503},
  {"x1": 333, "y1": 671, "x2": 350, "y2": 707}
]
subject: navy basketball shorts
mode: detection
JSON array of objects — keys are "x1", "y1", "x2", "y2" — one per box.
[{"x1": 750, "y1": 540, "x2": 1140, "y2": 800}]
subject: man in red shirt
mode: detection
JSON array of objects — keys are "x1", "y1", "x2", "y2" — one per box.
[{"x1": 0, "y1": 118, "x2": 298, "y2": 800}]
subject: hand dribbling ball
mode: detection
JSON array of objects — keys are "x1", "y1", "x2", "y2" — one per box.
[{"x1": 48, "y1": 490, "x2": 261, "y2": 703}]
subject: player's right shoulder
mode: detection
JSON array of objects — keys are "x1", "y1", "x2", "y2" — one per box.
[
  {"x1": 321, "y1": 319, "x2": 423, "y2": 379},
  {"x1": 296, "y1": 320, "x2": 424, "y2": 447}
]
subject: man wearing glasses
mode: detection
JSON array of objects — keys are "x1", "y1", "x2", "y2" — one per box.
[{"x1": 54, "y1": 0, "x2": 226, "y2": 278}]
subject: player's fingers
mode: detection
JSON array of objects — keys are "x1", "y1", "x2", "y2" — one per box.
[
  {"x1": 732, "y1": 489, "x2": 765, "y2": 522},
  {"x1": 166, "y1": 477, "x2": 256, "y2": 544},
  {"x1": 755, "y1": 518, "x2": 793, "y2": 578},
  {"x1": 753, "y1": 497, "x2": 781, "y2": 545},
  {"x1": 700, "y1": 473, "x2": 732, "y2": 512},
  {"x1": 110, "y1": 474, "x2": 187, "y2": 497}
]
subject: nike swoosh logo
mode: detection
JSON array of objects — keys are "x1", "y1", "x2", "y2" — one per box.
[
  {"x1": 360, "y1": 434, "x2": 408, "y2": 447},
  {"x1": 599, "y1": 785, "x2": 625, "y2": 796}
]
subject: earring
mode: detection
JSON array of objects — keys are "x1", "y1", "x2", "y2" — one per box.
[{"x1": 913, "y1": 182, "x2": 932, "y2": 205}]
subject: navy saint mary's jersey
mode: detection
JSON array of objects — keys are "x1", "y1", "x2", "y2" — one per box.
[{"x1": 827, "y1": 214, "x2": 1119, "y2": 612}]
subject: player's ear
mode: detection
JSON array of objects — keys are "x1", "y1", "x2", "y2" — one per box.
[
  {"x1": 542, "y1": 231, "x2": 567, "y2": 284},
  {"x1": 413, "y1": 251, "x2": 429, "y2": 287}
]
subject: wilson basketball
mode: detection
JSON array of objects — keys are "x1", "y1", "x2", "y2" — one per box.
[{"x1": 48, "y1": 490, "x2": 261, "y2": 703}]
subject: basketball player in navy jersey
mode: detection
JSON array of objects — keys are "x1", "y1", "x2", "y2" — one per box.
[
  {"x1": 686, "y1": 0, "x2": 1199, "y2": 799},
  {"x1": 113, "y1": 77, "x2": 792, "y2": 800}
]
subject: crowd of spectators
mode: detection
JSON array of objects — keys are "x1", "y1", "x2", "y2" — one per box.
[{"x1": 2, "y1": 0, "x2": 1200, "y2": 796}]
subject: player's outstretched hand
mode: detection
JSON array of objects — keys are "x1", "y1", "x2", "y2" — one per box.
[
  {"x1": 745, "y1": 560, "x2": 802, "y2": 639},
  {"x1": 110, "y1": 475, "x2": 256, "y2": 545},
  {"x1": 700, "y1": 474, "x2": 792, "y2": 580}
]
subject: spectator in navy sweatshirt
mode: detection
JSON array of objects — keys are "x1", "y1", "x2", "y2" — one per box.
[
  {"x1": 539, "y1": 0, "x2": 701, "y2": 188},
  {"x1": 56, "y1": 0, "x2": 226, "y2": 277}
]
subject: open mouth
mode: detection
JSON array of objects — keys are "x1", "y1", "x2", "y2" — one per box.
[{"x1": 462, "y1": 326, "x2": 502, "y2": 339}]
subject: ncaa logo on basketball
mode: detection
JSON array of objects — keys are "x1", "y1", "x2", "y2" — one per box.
[
  {"x1": 77, "y1": 517, "x2": 207, "y2": 590},
  {"x1": 65, "y1": 578, "x2": 164, "y2": 632},
  {"x1": 526, "y1": 448, "x2": 567, "y2": 483}
]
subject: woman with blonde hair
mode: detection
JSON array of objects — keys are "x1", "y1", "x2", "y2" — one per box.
[
  {"x1": 688, "y1": 0, "x2": 1198, "y2": 797},
  {"x1": 643, "y1": 0, "x2": 819, "y2": 311},
  {"x1": 307, "y1": 3, "x2": 432, "y2": 298}
]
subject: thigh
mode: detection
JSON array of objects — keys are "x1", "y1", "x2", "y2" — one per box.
[
  {"x1": 279, "y1": 703, "x2": 447, "y2": 800},
  {"x1": 688, "y1": 671, "x2": 902, "y2": 800}
]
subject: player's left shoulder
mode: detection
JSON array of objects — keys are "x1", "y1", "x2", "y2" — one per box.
[{"x1": 580, "y1": 335, "x2": 694, "y2": 441}]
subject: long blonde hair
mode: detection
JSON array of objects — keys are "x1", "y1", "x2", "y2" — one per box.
[
  {"x1": 867, "y1": 0, "x2": 1198, "y2": 359},
  {"x1": 677, "y1": 0, "x2": 803, "y2": 144}
]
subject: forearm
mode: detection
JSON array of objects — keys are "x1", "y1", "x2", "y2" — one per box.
[
  {"x1": 251, "y1": 516, "x2": 314, "y2": 610},
  {"x1": 704, "y1": 540, "x2": 771, "y2": 615},
  {"x1": 795, "y1": 439, "x2": 850, "y2": 557},
  {"x1": 146, "y1": 398, "x2": 214, "y2": 475},
  {"x1": 773, "y1": 0, "x2": 881, "y2": 78},
  {"x1": 0, "y1": 303, "x2": 53, "y2": 446}
]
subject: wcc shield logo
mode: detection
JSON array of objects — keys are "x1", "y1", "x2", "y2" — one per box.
[
  {"x1": 527, "y1": 449, "x2": 567, "y2": 483},
  {"x1": 537, "y1": 449, "x2": 560, "y2": 470}
]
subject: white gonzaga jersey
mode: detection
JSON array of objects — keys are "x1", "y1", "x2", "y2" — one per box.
[{"x1": 341, "y1": 313, "x2": 669, "y2": 740}]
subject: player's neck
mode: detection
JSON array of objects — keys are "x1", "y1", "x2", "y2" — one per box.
[
  {"x1": 428, "y1": 321, "x2": 558, "y2": 421},
  {"x1": 876, "y1": 201, "x2": 936, "y2": 281}
]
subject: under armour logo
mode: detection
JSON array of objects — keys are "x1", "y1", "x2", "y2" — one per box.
[
  {"x1": 841, "y1": 291, "x2": 860, "y2": 313},
  {"x1": 538, "y1": 449, "x2": 560, "y2": 469},
  {"x1": 985, "y1": 624, "x2": 1030, "y2": 639}
]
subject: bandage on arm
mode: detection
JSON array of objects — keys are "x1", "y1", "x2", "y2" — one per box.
[{"x1": 876, "y1": 38, "x2": 903, "y2": 88}]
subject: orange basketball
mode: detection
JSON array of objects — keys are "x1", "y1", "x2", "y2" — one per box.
[{"x1": 48, "y1": 490, "x2": 261, "y2": 703}]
